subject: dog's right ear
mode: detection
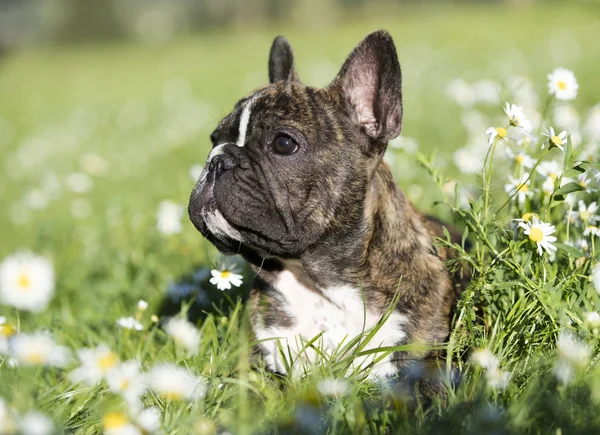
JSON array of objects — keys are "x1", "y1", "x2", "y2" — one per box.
[{"x1": 268, "y1": 36, "x2": 300, "y2": 83}]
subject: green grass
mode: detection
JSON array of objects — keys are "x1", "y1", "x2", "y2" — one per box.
[{"x1": 1, "y1": 2, "x2": 600, "y2": 433}]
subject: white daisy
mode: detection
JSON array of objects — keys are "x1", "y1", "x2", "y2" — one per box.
[
  {"x1": 585, "y1": 311, "x2": 600, "y2": 328},
  {"x1": 453, "y1": 146, "x2": 484, "y2": 175},
  {"x1": 65, "y1": 172, "x2": 94, "y2": 194},
  {"x1": 518, "y1": 219, "x2": 557, "y2": 256},
  {"x1": 135, "y1": 407, "x2": 161, "y2": 433},
  {"x1": 556, "y1": 330, "x2": 590, "y2": 366},
  {"x1": 148, "y1": 363, "x2": 207, "y2": 401},
  {"x1": 316, "y1": 378, "x2": 351, "y2": 397},
  {"x1": 0, "y1": 318, "x2": 16, "y2": 355},
  {"x1": 137, "y1": 300, "x2": 148, "y2": 311},
  {"x1": 553, "y1": 105, "x2": 580, "y2": 130},
  {"x1": 484, "y1": 126, "x2": 507, "y2": 146},
  {"x1": 10, "y1": 332, "x2": 70, "y2": 367},
  {"x1": 578, "y1": 172, "x2": 594, "y2": 193},
  {"x1": 541, "y1": 126, "x2": 568, "y2": 152},
  {"x1": 547, "y1": 67, "x2": 579, "y2": 101},
  {"x1": 486, "y1": 368, "x2": 511, "y2": 391},
  {"x1": 0, "y1": 252, "x2": 54, "y2": 313},
  {"x1": 0, "y1": 397, "x2": 18, "y2": 434},
  {"x1": 69, "y1": 344, "x2": 119, "y2": 385},
  {"x1": 116, "y1": 317, "x2": 143, "y2": 331},
  {"x1": 19, "y1": 412, "x2": 54, "y2": 435},
  {"x1": 584, "y1": 225, "x2": 600, "y2": 237},
  {"x1": 506, "y1": 148, "x2": 534, "y2": 169},
  {"x1": 210, "y1": 264, "x2": 243, "y2": 291},
  {"x1": 156, "y1": 200, "x2": 184, "y2": 235},
  {"x1": 542, "y1": 177, "x2": 556, "y2": 196},
  {"x1": 106, "y1": 360, "x2": 147, "y2": 409},
  {"x1": 592, "y1": 263, "x2": 600, "y2": 295},
  {"x1": 470, "y1": 348, "x2": 499, "y2": 371},
  {"x1": 572, "y1": 201, "x2": 598, "y2": 225},
  {"x1": 536, "y1": 160, "x2": 562, "y2": 181},
  {"x1": 504, "y1": 173, "x2": 533, "y2": 206},
  {"x1": 102, "y1": 412, "x2": 141, "y2": 435},
  {"x1": 164, "y1": 317, "x2": 201, "y2": 355},
  {"x1": 504, "y1": 102, "x2": 532, "y2": 132}
]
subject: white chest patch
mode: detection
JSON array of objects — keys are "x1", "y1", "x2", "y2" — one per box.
[{"x1": 254, "y1": 270, "x2": 408, "y2": 378}]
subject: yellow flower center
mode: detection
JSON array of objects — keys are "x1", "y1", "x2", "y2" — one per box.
[
  {"x1": 97, "y1": 352, "x2": 118, "y2": 371},
  {"x1": 557, "y1": 80, "x2": 567, "y2": 91},
  {"x1": 517, "y1": 183, "x2": 528, "y2": 193},
  {"x1": 580, "y1": 179, "x2": 588, "y2": 187},
  {"x1": 529, "y1": 227, "x2": 544, "y2": 242},
  {"x1": 580, "y1": 211, "x2": 591, "y2": 221},
  {"x1": 0, "y1": 324, "x2": 16, "y2": 337},
  {"x1": 120, "y1": 379, "x2": 130, "y2": 390},
  {"x1": 18, "y1": 273, "x2": 31, "y2": 290},
  {"x1": 163, "y1": 391, "x2": 184, "y2": 401},
  {"x1": 495, "y1": 127, "x2": 507, "y2": 138},
  {"x1": 25, "y1": 351, "x2": 45, "y2": 365},
  {"x1": 220, "y1": 270, "x2": 231, "y2": 279},
  {"x1": 511, "y1": 117, "x2": 520, "y2": 127},
  {"x1": 522, "y1": 213, "x2": 538, "y2": 222},
  {"x1": 549, "y1": 173, "x2": 558, "y2": 182},
  {"x1": 588, "y1": 225, "x2": 598, "y2": 233},
  {"x1": 515, "y1": 155, "x2": 524, "y2": 164},
  {"x1": 550, "y1": 135, "x2": 563, "y2": 147},
  {"x1": 103, "y1": 412, "x2": 128, "y2": 430}
]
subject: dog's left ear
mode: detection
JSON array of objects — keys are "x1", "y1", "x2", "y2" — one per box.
[
  {"x1": 269, "y1": 36, "x2": 300, "y2": 83},
  {"x1": 330, "y1": 30, "x2": 402, "y2": 145}
]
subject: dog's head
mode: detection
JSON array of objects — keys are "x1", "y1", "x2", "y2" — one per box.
[{"x1": 189, "y1": 30, "x2": 403, "y2": 258}]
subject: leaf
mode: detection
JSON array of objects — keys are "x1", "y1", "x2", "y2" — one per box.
[
  {"x1": 555, "y1": 243, "x2": 584, "y2": 259},
  {"x1": 553, "y1": 182, "x2": 584, "y2": 197}
]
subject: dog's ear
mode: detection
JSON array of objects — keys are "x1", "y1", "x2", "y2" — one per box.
[
  {"x1": 330, "y1": 30, "x2": 402, "y2": 144},
  {"x1": 268, "y1": 36, "x2": 300, "y2": 83}
]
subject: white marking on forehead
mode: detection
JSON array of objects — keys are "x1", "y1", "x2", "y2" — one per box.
[
  {"x1": 207, "y1": 143, "x2": 227, "y2": 163},
  {"x1": 236, "y1": 95, "x2": 259, "y2": 147}
]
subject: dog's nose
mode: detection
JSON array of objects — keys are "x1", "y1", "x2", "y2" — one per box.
[{"x1": 208, "y1": 153, "x2": 237, "y2": 177}]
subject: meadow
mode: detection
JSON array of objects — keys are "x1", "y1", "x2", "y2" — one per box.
[{"x1": 1, "y1": 2, "x2": 600, "y2": 433}]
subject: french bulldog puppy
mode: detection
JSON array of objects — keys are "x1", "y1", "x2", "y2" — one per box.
[{"x1": 189, "y1": 30, "x2": 459, "y2": 378}]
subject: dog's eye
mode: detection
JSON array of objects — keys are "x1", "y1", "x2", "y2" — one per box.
[{"x1": 272, "y1": 135, "x2": 298, "y2": 155}]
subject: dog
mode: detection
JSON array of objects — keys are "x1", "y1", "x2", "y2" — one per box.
[{"x1": 189, "y1": 30, "x2": 460, "y2": 378}]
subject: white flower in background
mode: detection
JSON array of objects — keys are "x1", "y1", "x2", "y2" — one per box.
[
  {"x1": 19, "y1": 412, "x2": 54, "y2": 435},
  {"x1": 0, "y1": 252, "x2": 54, "y2": 313},
  {"x1": 210, "y1": 264, "x2": 243, "y2": 291},
  {"x1": 189, "y1": 164, "x2": 204, "y2": 182},
  {"x1": 518, "y1": 219, "x2": 557, "y2": 256},
  {"x1": 23, "y1": 189, "x2": 49, "y2": 210},
  {"x1": 65, "y1": 172, "x2": 94, "y2": 194},
  {"x1": 116, "y1": 317, "x2": 143, "y2": 331},
  {"x1": 585, "y1": 311, "x2": 600, "y2": 328},
  {"x1": 575, "y1": 238, "x2": 590, "y2": 253},
  {"x1": 453, "y1": 146, "x2": 484, "y2": 175},
  {"x1": 10, "y1": 332, "x2": 70, "y2": 367},
  {"x1": 572, "y1": 201, "x2": 598, "y2": 225},
  {"x1": 514, "y1": 213, "x2": 539, "y2": 224},
  {"x1": 148, "y1": 363, "x2": 207, "y2": 401},
  {"x1": 0, "y1": 397, "x2": 18, "y2": 434},
  {"x1": 592, "y1": 263, "x2": 600, "y2": 294},
  {"x1": 554, "y1": 331, "x2": 590, "y2": 383},
  {"x1": 106, "y1": 360, "x2": 147, "y2": 409},
  {"x1": 547, "y1": 67, "x2": 579, "y2": 101},
  {"x1": 504, "y1": 173, "x2": 533, "y2": 205},
  {"x1": 156, "y1": 200, "x2": 184, "y2": 235},
  {"x1": 504, "y1": 102, "x2": 532, "y2": 132},
  {"x1": 578, "y1": 172, "x2": 594, "y2": 193},
  {"x1": 0, "y1": 317, "x2": 16, "y2": 355},
  {"x1": 446, "y1": 78, "x2": 474, "y2": 107},
  {"x1": 470, "y1": 348, "x2": 499, "y2": 371},
  {"x1": 137, "y1": 300, "x2": 148, "y2": 311},
  {"x1": 69, "y1": 344, "x2": 119, "y2": 385},
  {"x1": 553, "y1": 105, "x2": 580, "y2": 130},
  {"x1": 472, "y1": 80, "x2": 501, "y2": 105},
  {"x1": 484, "y1": 126, "x2": 507, "y2": 145},
  {"x1": 584, "y1": 225, "x2": 600, "y2": 237},
  {"x1": 79, "y1": 153, "x2": 108, "y2": 176},
  {"x1": 102, "y1": 412, "x2": 141, "y2": 435},
  {"x1": 542, "y1": 177, "x2": 556, "y2": 196},
  {"x1": 506, "y1": 148, "x2": 534, "y2": 169},
  {"x1": 136, "y1": 408, "x2": 161, "y2": 433},
  {"x1": 541, "y1": 126, "x2": 568, "y2": 152},
  {"x1": 486, "y1": 368, "x2": 511, "y2": 390},
  {"x1": 508, "y1": 126, "x2": 534, "y2": 147},
  {"x1": 164, "y1": 317, "x2": 201, "y2": 355},
  {"x1": 316, "y1": 378, "x2": 351, "y2": 397},
  {"x1": 584, "y1": 104, "x2": 600, "y2": 142},
  {"x1": 388, "y1": 135, "x2": 419, "y2": 154},
  {"x1": 536, "y1": 161, "x2": 562, "y2": 181}
]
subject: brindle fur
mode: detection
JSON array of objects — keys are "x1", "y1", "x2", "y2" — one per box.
[{"x1": 189, "y1": 30, "x2": 462, "y2": 375}]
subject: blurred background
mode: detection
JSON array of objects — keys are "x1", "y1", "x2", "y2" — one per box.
[{"x1": 0, "y1": 0, "x2": 599, "y2": 315}]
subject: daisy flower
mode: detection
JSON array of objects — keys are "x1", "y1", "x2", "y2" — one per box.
[
  {"x1": 585, "y1": 311, "x2": 600, "y2": 328},
  {"x1": 518, "y1": 219, "x2": 557, "y2": 256},
  {"x1": 486, "y1": 368, "x2": 511, "y2": 391},
  {"x1": 0, "y1": 317, "x2": 16, "y2": 355},
  {"x1": 547, "y1": 67, "x2": 579, "y2": 101},
  {"x1": 514, "y1": 212, "x2": 539, "y2": 224},
  {"x1": 584, "y1": 225, "x2": 600, "y2": 237},
  {"x1": 10, "y1": 332, "x2": 70, "y2": 367},
  {"x1": 504, "y1": 173, "x2": 533, "y2": 206},
  {"x1": 0, "y1": 252, "x2": 54, "y2": 313},
  {"x1": 316, "y1": 378, "x2": 351, "y2": 397},
  {"x1": 210, "y1": 264, "x2": 243, "y2": 291},
  {"x1": 69, "y1": 344, "x2": 119, "y2": 385},
  {"x1": 541, "y1": 126, "x2": 568, "y2": 152},
  {"x1": 102, "y1": 412, "x2": 141, "y2": 435},
  {"x1": 116, "y1": 317, "x2": 143, "y2": 331},
  {"x1": 19, "y1": 412, "x2": 54, "y2": 435},
  {"x1": 578, "y1": 172, "x2": 594, "y2": 193},
  {"x1": 156, "y1": 200, "x2": 184, "y2": 235},
  {"x1": 504, "y1": 102, "x2": 532, "y2": 132},
  {"x1": 554, "y1": 330, "x2": 590, "y2": 385},
  {"x1": 571, "y1": 201, "x2": 598, "y2": 225},
  {"x1": 553, "y1": 105, "x2": 580, "y2": 130},
  {"x1": 148, "y1": 363, "x2": 207, "y2": 401},
  {"x1": 542, "y1": 177, "x2": 556, "y2": 196},
  {"x1": 470, "y1": 348, "x2": 499, "y2": 371},
  {"x1": 484, "y1": 126, "x2": 507, "y2": 145},
  {"x1": 105, "y1": 360, "x2": 147, "y2": 409},
  {"x1": 536, "y1": 161, "x2": 562, "y2": 185},
  {"x1": 592, "y1": 263, "x2": 600, "y2": 295},
  {"x1": 506, "y1": 148, "x2": 534, "y2": 169},
  {"x1": 164, "y1": 317, "x2": 201, "y2": 355},
  {"x1": 137, "y1": 300, "x2": 148, "y2": 311},
  {"x1": 135, "y1": 408, "x2": 161, "y2": 434}
]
